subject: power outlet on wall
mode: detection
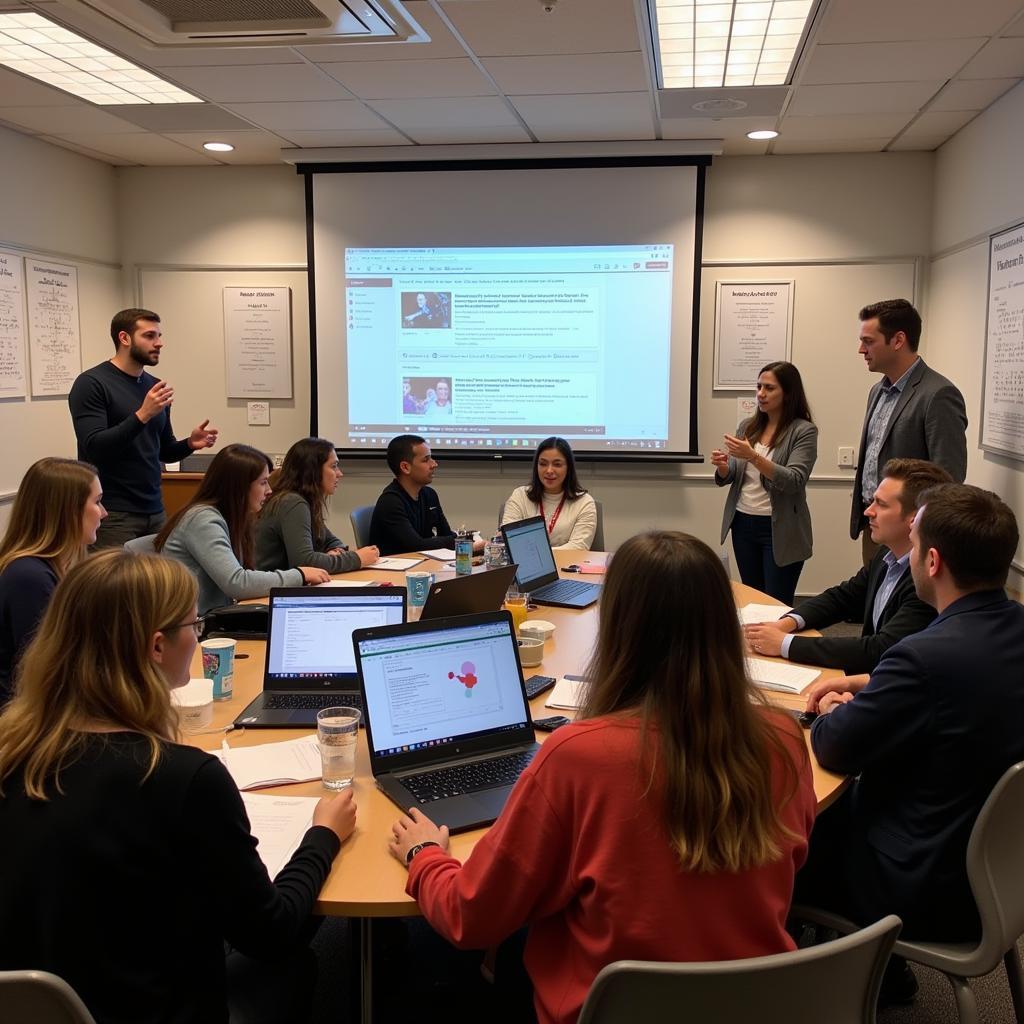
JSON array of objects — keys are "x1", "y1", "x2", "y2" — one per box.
[{"x1": 838, "y1": 446, "x2": 856, "y2": 468}]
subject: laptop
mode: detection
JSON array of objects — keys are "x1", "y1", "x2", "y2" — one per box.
[
  {"x1": 233, "y1": 587, "x2": 406, "y2": 728},
  {"x1": 353, "y1": 611, "x2": 540, "y2": 833},
  {"x1": 500, "y1": 516, "x2": 602, "y2": 609},
  {"x1": 419, "y1": 563, "x2": 519, "y2": 621}
]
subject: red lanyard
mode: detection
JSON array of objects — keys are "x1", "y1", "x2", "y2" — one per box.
[{"x1": 537, "y1": 495, "x2": 567, "y2": 535}]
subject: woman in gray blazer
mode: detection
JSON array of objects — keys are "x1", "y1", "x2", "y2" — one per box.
[{"x1": 712, "y1": 361, "x2": 817, "y2": 604}]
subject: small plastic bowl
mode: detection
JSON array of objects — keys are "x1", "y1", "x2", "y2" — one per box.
[
  {"x1": 520, "y1": 619, "x2": 556, "y2": 642},
  {"x1": 517, "y1": 636, "x2": 545, "y2": 667},
  {"x1": 171, "y1": 678, "x2": 214, "y2": 732}
]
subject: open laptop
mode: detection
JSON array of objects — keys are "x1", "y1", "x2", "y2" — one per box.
[
  {"x1": 420, "y1": 563, "x2": 518, "y2": 621},
  {"x1": 353, "y1": 611, "x2": 540, "y2": 833},
  {"x1": 500, "y1": 515, "x2": 601, "y2": 609},
  {"x1": 234, "y1": 587, "x2": 406, "y2": 728}
]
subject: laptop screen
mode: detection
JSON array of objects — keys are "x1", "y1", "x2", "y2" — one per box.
[
  {"x1": 265, "y1": 589, "x2": 406, "y2": 687},
  {"x1": 356, "y1": 617, "x2": 530, "y2": 760},
  {"x1": 501, "y1": 516, "x2": 557, "y2": 590}
]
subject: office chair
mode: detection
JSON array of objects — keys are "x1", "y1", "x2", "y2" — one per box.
[
  {"x1": 577, "y1": 915, "x2": 901, "y2": 1024},
  {"x1": 0, "y1": 970, "x2": 98, "y2": 1024},
  {"x1": 350, "y1": 505, "x2": 374, "y2": 548},
  {"x1": 796, "y1": 759, "x2": 1024, "y2": 1024}
]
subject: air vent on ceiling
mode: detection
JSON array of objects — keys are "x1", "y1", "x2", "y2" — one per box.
[{"x1": 72, "y1": 0, "x2": 425, "y2": 45}]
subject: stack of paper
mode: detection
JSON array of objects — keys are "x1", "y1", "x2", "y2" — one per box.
[
  {"x1": 544, "y1": 677, "x2": 589, "y2": 710},
  {"x1": 240, "y1": 793, "x2": 318, "y2": 878},
  {"x1": 368, "y1": 556, "x2": 424, "y2": 571},
  {"x1": 738, "y1": 603, "x2": 794, "y2": 625},
  {"x1": 219, "y1": 734, "x2": 322, "y2": 791},
  {"x1": 420, "y1": 548, "x2": 456, "y2": 561},
  {"x1": 745, "y1": 657, "x2": 819, "y2": 693}
]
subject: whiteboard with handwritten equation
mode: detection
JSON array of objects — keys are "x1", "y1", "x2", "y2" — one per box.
[{"x1": 982, "y1": 221, "x2": 1024, "y2": 460}]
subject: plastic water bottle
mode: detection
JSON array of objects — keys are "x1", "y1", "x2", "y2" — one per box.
[{"x1": 455, "y1": 529, "x2": 473, "y2": 576}]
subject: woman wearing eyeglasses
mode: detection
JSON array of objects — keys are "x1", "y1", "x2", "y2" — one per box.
[{"x1": 0, "y1": 550, "x2": 356, "y2": 1023}]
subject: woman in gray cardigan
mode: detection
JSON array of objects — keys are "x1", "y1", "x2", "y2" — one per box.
[
  {"x1": 256, "y1": 438, "x2": 378, "y2": 575},
  {"x1": 155, "y1": 444, "x2": 329, "y2": 614},
  {"x1": 712, "y1": 361, "x2": 817, "y2": 604}
]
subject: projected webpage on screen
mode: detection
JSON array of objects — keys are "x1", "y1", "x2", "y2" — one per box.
[{"x1": 343, "y1": 245, "x2": 673, "y2": 451}]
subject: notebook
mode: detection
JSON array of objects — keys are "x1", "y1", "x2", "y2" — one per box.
[
  {"x1": 233, "y1": 587, "x2": 406, "y2": 728},
  {"x1": 353, "y1": 611, "x2": 539, "y2": 833},
  {"x1": 419, "y1": 564, "x2": 519, "y2": 621},
  {"x1": 500, "y1": 516, "x2": 601, "y2": 609}
]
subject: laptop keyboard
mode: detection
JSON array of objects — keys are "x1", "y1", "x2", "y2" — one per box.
[
  {"x1": 401, "y1": 750, "x2": 535, "y2": 803},
  {"x1": 263, "y1": 693, "x2": 363, "y2": 713},
  {"x1": 537, "y1": 578, "x2": 594, "y2": 602}
]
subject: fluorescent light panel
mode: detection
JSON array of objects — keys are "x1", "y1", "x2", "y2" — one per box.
[
  {"x1": 0, "y1": 12, "x2": 202, "y2": 104},
  {"x1": 654, "y1": 0, "x2": 812, "y2": 89}
]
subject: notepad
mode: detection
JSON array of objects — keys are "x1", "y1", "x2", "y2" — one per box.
[
  {"x1": 367, "y1": 556, "x2": 424, "y2": 571},
  {"x1": 544, "y1": 676, "x2": 589, "y2": 710},
  {"x1": 219, "y1": 734, "x2": 322, "y2": 791},
  {"x1": 317, "y1": 579, "x2": 379, "y2": 588},
  {"x1": 739, "y1": 603, "x2": 794, "y2": 625},
  {"x1": 746, "y1": 657, "x2": 819, "y2": 693},
  {"x1": 420, "y1": 548, "x2": 456, "y2": 561},
  {"x1": 240, "y1": 793, "x2": 318, "y2": 879}
]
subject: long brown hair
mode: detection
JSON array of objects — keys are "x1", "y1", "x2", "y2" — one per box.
[
  {"x1": 262, "y1": 437, "x2": 335, "y2": 542},
  {"x1": 0, "y1": 551, "x2": 198, "y2": 799},
  {"x1": 0, "y1": 458, "x2": 98, "y2": 578},
  {"x1": 743, "y1": 361, "x2": 813, "y2": 448},
  {"x1": 580, "y1": 531, "x2": 803, "y2": 872},
  {"x1": 155, "y1": 444, "x2": 271, "y2": 567},
  {"x1": 525, "y1": 436, "x2": 587, "y2": 505}
]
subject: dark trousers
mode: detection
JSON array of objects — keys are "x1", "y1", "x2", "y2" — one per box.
[
  {"x1": 93, "y1": 509, "x2": 166, "y2": 549},
  {"x1": 730, "y1": 510, "x2": 804, "y2": 605}
]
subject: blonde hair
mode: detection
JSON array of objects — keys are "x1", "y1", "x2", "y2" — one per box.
[
  {"x1": 0, "y1": 458, "x2": 98, "y2": 577},
  {"x1": 580, "y1": 531, "x2": 804, "y2": 873},
  {"x1": 0, "y1": 551, "x2": 198, "y2": 799}
]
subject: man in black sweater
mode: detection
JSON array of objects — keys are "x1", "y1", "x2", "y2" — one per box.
[
  {"x1": 370, "y1": 434, "x2": 485, "y2": 557},
  {"x1": 68, "y1": 308, "x2": 218, "y2": 547},
  {"x1": 744, "y1": 458, "x2": 951, "y2": 676}
]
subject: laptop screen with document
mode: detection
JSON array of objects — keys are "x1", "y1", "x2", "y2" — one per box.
[{"x1": 500, "y1": 516, "x2": 558, "y2": 591}]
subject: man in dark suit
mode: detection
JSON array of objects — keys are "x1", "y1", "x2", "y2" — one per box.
[
  {"x1": 796, "y1": 484, "x2": 1024, "y2": 998},
  {"x1": 851, "y1": 299, "x2": 967, "y2": 566},
  {"x1": 744, "y1": 458, "x2": 950, "y2": 675}
]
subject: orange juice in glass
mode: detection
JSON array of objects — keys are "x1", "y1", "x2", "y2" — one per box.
[{"x1": 504, "y1": 591, "x2": 528, "y2": 634}]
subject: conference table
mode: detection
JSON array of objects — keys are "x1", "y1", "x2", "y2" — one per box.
[{"x1": 188, "y1": 548, "x2": 846, "y2": 1022}]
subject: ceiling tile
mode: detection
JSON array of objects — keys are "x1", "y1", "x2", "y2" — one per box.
[
  {"x1": 441, "y1": 0, "x2": 642, "y2": 57},
  {"x1": 772, "y1": 137, "x2": 890, "y2": 153},
  {"x1": 146, "y1": 47, "x2": 304, "y2": 68},
  {"x1": 366, "y1": 96, "x2": 520, "y2": 128},
  {"x1": 800, "y1": 39, "x2": 985, "y2": 85},
  {"x1": 47, "y1": 133, "x2": 218, "y2": 164},
  {"x1": 37, "y1": 135, "x2": 135, "y2": 165},
  {"x1": 113, "y1": 105, "x2": 256, "y2": 133},
  {"x1": 887, "y1": 135, "x2": 948, "y2": 151},
  {"x1": 899, "y1": 109, "x2": 976, "y2": 136},
  {"x1": 163, "y1": 131, "x2": 291, "y2": 163},
  {"x1": 932, "y1": 77, "x2": 1020, "y2": 109},
  {"x1": 481, "y1": 52, "x2": 649, "y2": 95},
  {"x1": 511, "y1": 92, "x2": 655, "y2": 142},
  {"x1": 404, "y1": 124, "x2": 532, "y2": 144},
  {"x1": 659, "y1": 116, "x2": 772, "y2": 140},
  {"x1": 958, "y1": 37, "x2": 1024, "y2": 78},
  {"x1": 223, "y1": 100, "x2": 389, "y2": 131},
  {"x1": 278, "y1": 128, "x2": 411, "y2": 147},
  {"x1": 788, "y1": 82, "x2": 941, "y2": 115},
  {"x1": 163, "y1": 63, "x2": 354, "y2": 103},
  {"x1": 321, "y1": 58, "x2": 494, "y2": 98},
  {"x1": 820, "y1": 0, "x2": 1024, "y2": 42},
  {"x1": 0, "y1": 104, "x2": 144, "y2": 135},
  {"x1": 298, "y1": 3, "x2": 466, "y2": 61},
  {"x1": 779, "y1": 114, "x2": 911, "y2": 138},
  {"x1": 659, "y1": 86, "x2": 789, "y2": 119},
  {"x1": 0, "y1": 67, "x2": 79, "y2": 106}
]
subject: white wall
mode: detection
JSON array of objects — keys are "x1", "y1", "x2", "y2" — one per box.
[
  {"x1": 114, "y1": 152, "x2": 936, "y2": 594},
  {"x1": 926, "y1": 81, "x2": 1024, "y2": 589},
  {"x1": 0, "y1": 126, "x2": 123, "y2": 531}
]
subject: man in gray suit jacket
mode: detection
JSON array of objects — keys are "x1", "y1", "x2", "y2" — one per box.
[{"x1": 851, "y1": 299, "x2": 967, "y2": 565}]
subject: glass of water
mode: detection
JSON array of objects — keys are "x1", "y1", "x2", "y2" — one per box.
[{"x1": 316, "y1": 707, "x2": 360, "y2": 790}]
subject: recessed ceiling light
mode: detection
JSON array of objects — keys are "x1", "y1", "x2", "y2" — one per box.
[
  {"x1": 203, "y1": 142, "x2": 234, "y2": 152},
  {"x1": 652, "y1": 0, "x2": 816, "y2": 89},
  {"x1": 0, "y1": 11, "x2": 202, "y2": 105},
  {"x1": 747, "y1": 129, "x2": 779, "y2": 140}
]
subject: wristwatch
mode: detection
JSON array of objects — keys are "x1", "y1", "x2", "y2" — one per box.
[{"x1": 405, "y1": 840, "x2": 441, "y2": 865}]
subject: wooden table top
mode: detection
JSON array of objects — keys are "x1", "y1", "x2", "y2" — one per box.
[{"x1": 188, "y1": 549, "x2": 845, "y2": 917}]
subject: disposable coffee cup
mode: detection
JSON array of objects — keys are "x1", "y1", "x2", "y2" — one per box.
[
  {"x1": 171, "y1": 678, "x2": 215, "y2": 732},
  {"x1": 201, "y1": 637, "x2": 236, "y2": 701},
  {"x1": 406, "y1": 571, "x2": 435, "y2": 609}
]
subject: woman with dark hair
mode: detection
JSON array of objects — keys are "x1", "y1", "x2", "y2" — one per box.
[
  {"x1": 256, "y1": 437, "x2": 379, "y2": 574},
  {"x1": 501, "y1": 437, "x2": 597, "y2": 550},
  {"x1": 387, "y1": 531, "x2": 815, "y2": 1024},
  {"x1": 0, "y1": 458, "x2": 106, "y2": 704},
  {"x1": 712, "y1": 361, "x2": 818, "y2": 603},
  {"x1": 155, "y1": 443, "x2": 329, "y2": 613},
  {"x1": 0, "y1": 550, "x2": 356, "y2": 1023}
]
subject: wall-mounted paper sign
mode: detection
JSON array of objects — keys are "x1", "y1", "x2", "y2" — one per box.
[
  {"x1": 714, "y1": 280, "x2": 794, "y2": 390},
  {"x1": 0, "y1": 250, "x2": 27, "y2": 399},
  {"x1": 27, "y1": 259, "x2": 80, "y2": 397},
  {"x1": 223, "y1": 286, "x2": 293, "y2": 399}
]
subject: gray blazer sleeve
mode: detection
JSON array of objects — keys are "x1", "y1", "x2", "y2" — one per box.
[{"x1": 765, "y1": 422, "x2": 818, "y2": 495}]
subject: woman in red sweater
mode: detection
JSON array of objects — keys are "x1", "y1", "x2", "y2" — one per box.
[{"x1": 388, "y1": 530, "x2": 816, "y2": 1024}]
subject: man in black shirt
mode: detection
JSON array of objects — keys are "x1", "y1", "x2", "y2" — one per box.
[
  {"x1": 68, "y1": 308, "x2": 218, "y2": 547},
  {"x1": 370, "y1": 434, "x2": 485, "y2": 556}
]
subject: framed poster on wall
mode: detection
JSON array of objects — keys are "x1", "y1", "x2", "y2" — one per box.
[
  {"x1": 223, "y1": 286, "x2": 293, "y2": 399},
  {"x1": 714, "y1": 280, "x2": 794, "y2": 390}
]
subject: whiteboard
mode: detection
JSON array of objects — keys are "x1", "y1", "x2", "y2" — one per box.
[{"x1": 980, "y1": 220, "x2": 1024, "y2": 461}]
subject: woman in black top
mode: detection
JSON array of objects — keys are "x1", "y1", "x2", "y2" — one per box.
[{"x1": 0, "y1": 550, "x2": 356, "y2": 1023}]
